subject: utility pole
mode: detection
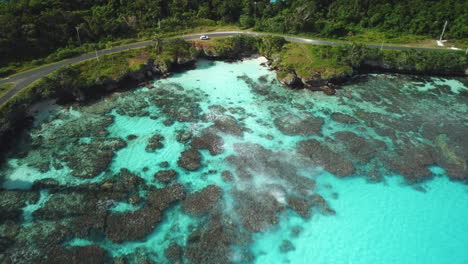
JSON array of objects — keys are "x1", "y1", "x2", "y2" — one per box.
[
  {"x1": 439, "y1": 21, "x2": 448, "y2": 41},
  {"x1": 75, "y1": 26, "x2": 81, "y2": 45},
  {"x1": 158, "y1": 19, "x2": 161, "y2": 30},
  {"x1": 254, "y1": 2, "x2": 257, "y2": 19},
  {"x1": 380, "y1": 41, "x2": 384, "y2": 50},
  {"x1": 95, "y1": 50, "x2": 99, "y2": 62}
]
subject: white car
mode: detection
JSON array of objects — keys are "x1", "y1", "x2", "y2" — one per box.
[{"x1": 200, "y1": 35, "x2": 210, "y2": 40}]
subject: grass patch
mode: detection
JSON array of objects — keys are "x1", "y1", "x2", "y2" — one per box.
[
  {"x1": 0, "y1": 83, "x2": 15, "y2": 98},
  {"x1": 73, "y1": 48, "x2": 156, "y2": 85},
  {"x1": 274, "y1": 43, "x2": 353, "y2": 80}
]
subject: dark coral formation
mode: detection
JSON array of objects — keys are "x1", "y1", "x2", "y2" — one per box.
[
  {"x1": 433, "y1": 134, "x2": 467, "y2": 180},
  {"x1": 331, "y1": 112, "x2": 359, "y2": 124},
  {"x1": 297, "y1": 139, "x2": 355, "y2": 177},
  {"x1": 114, "y1": 94, "x2": 150, "y2": 117},
  {"x1": 149, "y1": 83, "x2": 202, "y2": 122},
  {"x1": 221, "y1": 170, "x2": 234, "y2": 182},
  {"x1": 177, "y1": 148, "x2": 202, "y2": 171},
  {"x1": 332, "y1": 131, "x2": 386, "y2": 164},
  {"x1": 31, "y1": 178, "x2": 59, "y2": 190},
  {"x1": 39, "y1": 245, "x2": 107, "y2": 264},
  {"x1": 0, "y1": 190, "x2": 39, "y2": 223},
  {"x1": 185, "y1": 214, "x2": 251, "y2": 264},
  {"x1": 58, "y1": 137, "x2": 127, "y2": 179},
  {"x1": 274, "y1": 113, "x2": 324, "y2": 136},
  {"x1": 309, "y1": 194, "x2": 336, "y2": 215},
  {"x1": 211, "y1": 115, "x2": 244, "y2": 137},
  {"x1": 0, "y1": 169, "x2": 188, "y2": 263},
  {"x1": 105, "y1": 206, "x2": 162, "y2": 243},
  {"x1": 279, "y1": 240, "x2": 296, "y2": 253},
  {"x1": 59, "y1": 183, "x2": 183, "y2": 244},
  {"x1": 146, "y1": 183, "x2": 186, "y2": 211},
  {"x1": 165, "y1": 243, "x2": 183, "y2": 263},
  {"x1": 287, "y1": 196, "x2": 313, "y2": 219},
  {"x1": 182, "y1": 185, "x2": 222, "y2": 216},
  {"x1": 385, "y1": 144, "x2": 435, "y2": 183},
  {"x1": 154, "y1": 169, "x2": 177, "y2": 183},
  {"x1": 202, "y1": 111, "x2": 244, "y2": 137},
  {"x1": 145, "y1": 135, "x2": 164, "y2": 152},
  {"x1": 176, "y1": 130, "x2": 192, "y2": 143},
  {"x1": 191, "y1": 128, "x2": 224, "y2": 155},
  {"x1": 232, "y1": 188, "x2": 285, "y2": 232}
]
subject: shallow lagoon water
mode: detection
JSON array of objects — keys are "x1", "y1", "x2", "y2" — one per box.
[
  {"x1": 1, "y1": 58, "x2": 467, "y2": 264},
  {"x1": 253, "y1": 174, "x2": 468, "y2": 264}
]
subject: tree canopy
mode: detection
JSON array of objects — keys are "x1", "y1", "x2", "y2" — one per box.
[{"x1": 0, "y1": 0, "x2": 466, "y2": 64}]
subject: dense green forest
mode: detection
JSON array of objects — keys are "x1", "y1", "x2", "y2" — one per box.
[{"x1": 1, "y1": 0, "x2": 467, "y2": 65}]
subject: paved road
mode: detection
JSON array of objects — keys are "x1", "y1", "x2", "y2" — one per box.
[{"x1": 0, "y1": 31, "x2": 457, "y2": 105}]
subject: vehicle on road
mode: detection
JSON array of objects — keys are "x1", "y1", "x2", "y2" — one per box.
[{"x1": 200, "y1": 35, "x2": 210, "y2": 40}]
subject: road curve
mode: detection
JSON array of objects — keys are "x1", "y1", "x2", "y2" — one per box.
[{"x1": 0, "y1": 31, "x2": 456, "y2": 105}]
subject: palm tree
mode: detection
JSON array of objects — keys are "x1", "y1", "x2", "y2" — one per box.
[{"x1": 153, "y1": 33, "x2": 163, "y2": 53}]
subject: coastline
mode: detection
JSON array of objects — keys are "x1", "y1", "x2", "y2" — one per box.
[{"x1": 0, "y1": 36, "x2": 466, "y2": 158}]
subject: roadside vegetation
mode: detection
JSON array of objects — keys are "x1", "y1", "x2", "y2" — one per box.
[{"x1": 0, "y1": 83, "x2": 15, "y2": 98}]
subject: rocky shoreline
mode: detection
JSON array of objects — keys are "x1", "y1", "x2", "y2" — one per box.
[
  {"x1": 1, "y1": 36, "x2": 467, "y2": 154},
  {"x1": 270, "y1": 57, "x2": 467, "y2": 96}
]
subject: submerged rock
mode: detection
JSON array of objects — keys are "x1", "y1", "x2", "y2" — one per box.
[
  {"x1": 165, "y1": 243, "x2": 183, "y2": 263},
  {"x1": 126, "y1": 134, "x2": 138, "y2": 141},
  {"x1": 433, "y1": 134, "x2": 467, "y2": 180},
  {"x1": 60, "y1": 137, "x2": 127, "y2": 179},
  {"x1": 149, "y1": 84, "x2": 202, "y2": 122},
  {"x1": 114, "y1": 95, "x2": 150, "y2": 117},
  {"x1": 185, "y1": 214, "x2": 251, "y2": 264},
  {"x1": 154, "y1": 170, "x2": 177, "y2": 183},
  {"x1": 287, "y1": 196, "x2": 313, "y2": 219},
  {"x1": 145, "y1": 135, "x2": 164, "y2": 152},
  {"x1": 232, "y1": 188, "x2": 285, "y2": 232},
  {"x1": 40, "y1": 245, "x2": 107, "y2": 264},
  {"x1": 385, "y1": 145, "x2": 434, "y2": 183},
  {"x1": 106, "y1": 184, "x2": 185, "y2": 243},
  {"x1": 105, "y1": 206, "x2": 162, "y2": 243},
  {"x1": 32, "y1": 189, "x2": 119, "y2": 223},
  {"x1": 274, "y1": 113, "x2": 323, "y2": 136},
  {"x1": 159, "y1": 161, "x2": 170, "y2": 168},
  {"x1": 177, "y1": 148, "x2": 202, "y2": 171},
  {"x1": 221, "y1": 171, "x2": 234, "y2": 182},
  {"x1": 32, "y1": 178, "x2": 60, "y2": 190},
  {"x1": 176, "y1": 130, "x2": 193, "y2": 143},
  {"x1": 146, "y1": 184, "x2": 186, "y2": 211},
  {"x1": 213, "y1": 116, "x2": 244, "y2": 137},
  {"x1": 309, "y1": 194, "x2": 336, "y2": 215},
  {"x1": 203, "y1": 113, "x2": 244, "y2": 137},
  {"x1": 333, "y1": 131, "x2": 386, "y2": 164},
  {"x1": 0, "y1": 190, "x2": 39, "y2": 223},
  {"x1": 191, "y1": 129, "x2": 224, "y2": 155},
  {"x1": 331, "y1": 112, "x2": 359, "y2": 124},
  {"x1": 279, "y1": 240, "x2": 296, "y2": 253},
  {"x1": 182, "y1": 185, "x2": 222, "y2": 216},
  {"x1": 297, "y1": 139, "x2": 355, "y2": 177},
  {"x1": 163, "y1": 119, "x2": 174, "y2": 126}
]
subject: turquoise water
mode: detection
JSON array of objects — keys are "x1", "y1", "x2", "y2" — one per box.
[
  {"x1": 253, "y1": 174, "x2": 468, "y2": 264},
  {"x1": 0, "y1": 58, "x2": 467, "y2": 263}
]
